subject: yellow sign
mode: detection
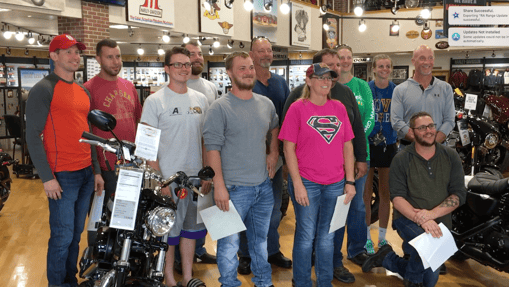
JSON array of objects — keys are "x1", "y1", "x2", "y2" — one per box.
[{"x1": 406, "y1": 31, "x2": 419, "y2": 39}]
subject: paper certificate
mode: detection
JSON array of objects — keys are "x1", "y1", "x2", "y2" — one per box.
[
  {"x1": 329, "y1": 194, "x2": 351, "y2": 233},
  {"x1": 87, "y1": 191, "x2": 105, "y2": 231},
  {"x1": 199, "y1": 200, "x2": 246, "y2": 241},
  {"x1": 109, "y1": 169, "x2": 144, "y2": 231},
  {"x1": 134, "y1": 123, "x2": 161, "y2": 161}
]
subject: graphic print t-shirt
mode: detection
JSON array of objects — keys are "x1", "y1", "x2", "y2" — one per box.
[{"x1": 279, "y1": 99, "x2": 354, "y2": 185}]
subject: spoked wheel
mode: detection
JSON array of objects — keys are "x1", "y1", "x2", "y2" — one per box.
[{"x1": 370, "y1": 169, "x2": 380, "y2": 225}]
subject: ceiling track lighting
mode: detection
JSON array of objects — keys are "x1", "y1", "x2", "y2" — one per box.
[
  {"x1": 136, "y1": 56, "x2": 141, "y2": 62},
  {"x1": 353, "y1": 0, "x2": 363, "y2": 17},
  {"x1": 183, "y1": 34, "x2": 190, "y2": 44},
  {"x1": 6, "y1": 47, "x2": 11, "y2": 55},
  {"x1": 465, "y1": 51, "x2": 469, "y2": 59},
  {"x1": 128, "y1": 25, "x2": 134, "y2": 37},
  {"x1": 423, "y1": 21, "x2": 430, "y2": 31},
  {"x1": 227, "y1": 39, "x2": 234, "y2": 49},
  {"x1": 391, "y1": 20, "x2": 400, "y2": 33},
  {"x1": 15, "y1": 28, "x2": 24, "y2": 41},
  {"x1": 320, "y1": 0, "x2": 331, "y2": 15},
  {"x1": 280, "y1": 0, "x2": 290, "y2": 15},
  {"x1": 358, "y1": 19, "x2": 367, "y2": 32},
  {"x1": 3, "y1": 24, "x2": 12, "y2": 40},
  {"x1": 158, "y1": 45, "x2": 165, "y2": 56},
  {"x1": 24, "y1": 48, "x2": 29, "y2": 55},
  {"x1": 391, "y1": 0, "x2": 399, "y2": 15},
  {"x1": 137, "y1": 44, "x2": 144, "y2": 55},
  {"x1": 244, "y1": 0, "x2": 253, "y2": 11},
  {"x1": 492, "y1": 50, "x2": 496, "y2": 58},
  {"x1": 299, "y1": 52, "x2": 302, "y2": 59},
  {"x1": 27, "y1": 31, "x2": 35, "y2": 44},
  {"x1": 225, "y1": 0, "x2": 234, "y2": 9},
  {"x1": 213, "y1": 38, "x2": 220, "y2": 48},
  {"x1": 264, "y1": 1, "x2": 272, "y2": 13},
  {"x1": 162, "y1": 32, "x2": 170, "y2": 43},
  {"x1": 239, "y1": 41, "x2": 245, "y2": 49},
  {"x1": 209, "y1": 45, "x2": 214, "y2": 55},
  {"x1": 420, "y1": 7, "x2": 432, "y2": 19}
]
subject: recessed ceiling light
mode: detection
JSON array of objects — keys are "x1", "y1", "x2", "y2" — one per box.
[
  {"x1": 0, "y1": 9, "x2": 11, "y2": 12},
  {"x1": 28, "y1": 15, "x2": 32, "y2": 18},
  {"x1": 110, "y1": 25, "x2": 130, "y2": 29}
]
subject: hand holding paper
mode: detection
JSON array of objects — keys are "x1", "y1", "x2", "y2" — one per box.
[
  {"x1": 409, "y1": 223, "x2": 458, "y2": 271},
  {"x1": 329, "y1": 194, "x2": 351, "y2": 234},
  {"x1": 199, "y1": 200, "x2": 246, "y2": 241}
]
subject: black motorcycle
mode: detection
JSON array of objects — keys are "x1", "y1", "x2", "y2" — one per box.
[
  {"x1": 451, "y1": 171, "x2": 509, "y2": 273},
  {"x1": 78, "y1": 110, "x2": 214, "y2": 287},
  {"x1": 0, "y1": 152, "x2": 17, "y2": 212}
]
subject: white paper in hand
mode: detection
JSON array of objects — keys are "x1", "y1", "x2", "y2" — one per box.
[
  {"x1": 199, "y1": 200, "x2": 246, "y2": 241},
  {"x1": 329, "y1": 194, "x2": 351, "y2": 233},
  {"x1": 409, "y1": 223, "x2": 458, "y2": 271},
  {"x1": 87, "y1": 191, "x2": 105, "y2": 231},
  {"x1": 134, "y1": 123, "x2": 161, "y2": 161}
]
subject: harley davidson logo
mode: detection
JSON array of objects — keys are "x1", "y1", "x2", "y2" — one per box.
[
  {"x1": 435, "y1": 41, "x2": 450, "y2": 49},
  {"x1": 406, "y1": 31, "x2": 419, "y2": 39},
  {"x1": 140, "y1": 0, "x2": 162, "y2": 18}
]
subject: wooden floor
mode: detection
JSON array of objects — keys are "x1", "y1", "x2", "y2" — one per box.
[{"x1": 1, "y1": 168, "x2": 509, "y2": 287}]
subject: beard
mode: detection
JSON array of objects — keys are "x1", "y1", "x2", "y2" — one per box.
[
  {"x1": 191, "y1": 62, "x2": 204, "y2": 75},
  {"x1": 103, "y1": 65, "x2": 121, "y2": 77},
  {"x1": 232, "y1": 74, "x2": 256, "y2": 90},
  {"x1": 259, "y1": 60, "x2": 271, "y2": 68},
  {"x1": 414, "y1": 132, "x2": 436, "y2": 147}
]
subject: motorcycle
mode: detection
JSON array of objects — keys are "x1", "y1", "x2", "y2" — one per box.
[
  {"x1": 0, "y1": 152, "x2": 17, "y2": 212},
  {"x1": 451, "y1": 170, "x2": 509, "y2": 273},
  {"x1": 78, "y1": 110, "x2": 214, "y2": 287},
  {"x1": 446, "y1": 89, "x2": 509, "y2": 175}
]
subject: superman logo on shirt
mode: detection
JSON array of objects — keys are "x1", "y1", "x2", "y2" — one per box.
[{"x1": 307, "y1": 116, "x2": 341, "y2": 144}]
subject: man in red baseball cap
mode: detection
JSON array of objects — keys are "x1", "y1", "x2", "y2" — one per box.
[{"x1": 26, "y1": 34, "x2": 103, "y2": 287}]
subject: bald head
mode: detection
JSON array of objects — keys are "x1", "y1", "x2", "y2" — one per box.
[
  {"x1": 412, "y1": 45, "x2": 434, "y2": 60},
  {"x1": 412, "y1": 45, "x2": 435, "y2": 77}
]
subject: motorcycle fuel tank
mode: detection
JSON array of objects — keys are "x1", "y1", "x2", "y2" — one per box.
[{"x1": 466, "y1": 191, "x2": 498, "y2": 217}]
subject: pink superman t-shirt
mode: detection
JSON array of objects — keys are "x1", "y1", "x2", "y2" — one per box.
[{"x1": 279, "y1": 99, "x2": 354, "y2": 185}]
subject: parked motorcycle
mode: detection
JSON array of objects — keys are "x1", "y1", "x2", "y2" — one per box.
[
  {"x1": 451, "y1": 170, "x2": 509, "y2": 273},
  {"x1": 78, "y1": 110, "x2": 214, "y2": 287},
  {"x1": 0, "y1": 152, "x2": 17, "y2": 212},
  {"x1": 446, "y1": 89, "x2": 509, "y2": 175}
]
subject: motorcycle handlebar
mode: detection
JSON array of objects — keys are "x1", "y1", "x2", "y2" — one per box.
[
  {"x1": 160, "y1": 171, "x2": 204, "y2": 197},
  {"x1": 79, "y1": 139, "x2": 117, "y2": 154},
  {"x1": 82, "y1": 131, "x2": 109, "y2": 144}
]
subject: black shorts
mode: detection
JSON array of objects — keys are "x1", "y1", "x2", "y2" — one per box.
[{"x1": 369, "y1": 143, "x2": 398, "y2": 168}]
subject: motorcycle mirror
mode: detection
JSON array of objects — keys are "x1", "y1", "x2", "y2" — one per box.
[
  {"x1": 198, "y1": 166, "x2": 215, "y2": 181},
  {"x1": 88, "y1": 110, "x2": 117, "y2": 132}
]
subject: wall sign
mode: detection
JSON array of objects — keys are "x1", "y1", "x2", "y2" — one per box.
[
  {"x1": 290, "y1": 2, "x2": 311, "y2": 48},
  {"x1": 127, "y1": 0, "x2": 175, "y2": 28},
  {"x1": 0, "y1": 0, "x2": 64, "y2": 11},
  {"x1": 406, "y1": 30, "x2": 419, "y2": 39},
  {"x1": 323, "y1": 17, "x2": 339, "y2": 48},
  {"x1": 199, "y1": 0, "x2": 235, "y2": 36},
  {"x1": 252, "y1": 0, "x2": 277, "y2": 43}
]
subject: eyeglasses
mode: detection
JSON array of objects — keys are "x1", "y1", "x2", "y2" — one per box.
[
  {"x1": 311, "y1": 75, "x2": 333, "y2": 81},
  {"x1": 412, "y1": 123, "x2": 437, "y2": 132},
  {"x1": 168, "y1": 62, "x2": 192, "y2": 69},
  {"x1": 251, "y1": 35, "x2": 268, "y2": 44}
]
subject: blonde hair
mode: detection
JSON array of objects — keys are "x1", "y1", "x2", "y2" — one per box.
[
  {"x1": 372, "y1": 54, "x2": 393, "y2": 77},
  {"x1": 299, "y1": 80, "x2": 332, "y2": 101}
]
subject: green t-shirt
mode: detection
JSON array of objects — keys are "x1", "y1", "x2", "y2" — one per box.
[{"x1": 345, "y1": 77, "x2": 375, "y2": 161}]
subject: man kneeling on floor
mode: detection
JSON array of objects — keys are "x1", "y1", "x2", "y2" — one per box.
[{"x1": 362, "y1": 112, "x2": 466, "y2": 287}]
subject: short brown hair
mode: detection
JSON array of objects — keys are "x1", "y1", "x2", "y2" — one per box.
[
  {"x1": 372, "y1": 54, "x2": 392, "y2": 77},
  {"x1": 313, "y1": 48, "x2": 338, "y2": 64},
  {"x1": 181, "y1": 41, "x2": 200, "y2": 48},
  {"x1": 225, "y1": 51, "x2": 250, "y2": 70},
  {"x1": 164, "y1": 47, "x2": 190, "y2": 67},
  {"x1": 337, "y1": 44, "x2": 353, "y2": 54},
  {"x1": 409, "y1": 111, "x2": 432, "y2": 128},
  {"x1": 96, "y1": 39, "x2": 118, "y2": 56}
]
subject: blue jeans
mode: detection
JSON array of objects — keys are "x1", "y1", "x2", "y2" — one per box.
[
  {"x1": 383, "y1": 217, "x2": 440, "y2": 287},
  {"x1": 289, "y1": 176, "x2": 345, "y2": 287},
  {"x1": 238, "y1": 167, "x2": 283, "y2": 258},
  {"x1": 48, "y1": 166, "x2": 95, "y2": 287},
  {"x1": 333, "y1": 163, "x2": 369, "y2": 267},
  {"x1": 217, "y1": 177, "x2": 274, "y2": 287}
]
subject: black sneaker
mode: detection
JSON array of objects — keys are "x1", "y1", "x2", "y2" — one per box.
[
  {"x1": 439, "y1": 263, "x2": 447, "y2": 275},
  {"x1": 348, "y1": 252, "x2": 369, "y2": 266},
  {"x1": 196, "y1": 252, "x2": 217, "y2": 264},
  {"x1": 333, "y1": 266, "x2": 355, "y2": 283},
  {"x1": 237, "y1": 257, "x2": 251, "y2": 275},
  {"x1": 404, "y1": 279, "x2": 424, "y2": 287},
  {"x1": 361, "y1": 244, "x2": 393, "y2": 273}
]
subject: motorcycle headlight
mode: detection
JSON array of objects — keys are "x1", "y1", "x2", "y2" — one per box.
[
  {"x1": 145, "y1": 207, "x2": 176, "y2": 236},
  {"x1": 484, "y1": 133, "x2": 499, "y2": 149}
]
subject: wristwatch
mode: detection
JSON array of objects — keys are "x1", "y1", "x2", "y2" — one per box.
[{"x1": 345, "y1": 181, "x2": 355, "y2": 186}]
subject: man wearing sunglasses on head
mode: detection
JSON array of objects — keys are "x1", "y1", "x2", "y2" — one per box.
[
  {"x1": 362, "y1": 111, "x2": 466, "y2": 287},
  {"x1": 140, "y1": 47, "x2": 210, "y2": 287}
]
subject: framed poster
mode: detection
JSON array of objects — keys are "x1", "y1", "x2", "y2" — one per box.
[
  {"x1": 251, "y1": 0, "x2": 277, "y2": 43},
  {"x1": 18, "y1": 68, "x2": 50, "y2": 92},
  {"x1": 323, "y1": 17, "x2": 339, "y2": 49},
  {"x1": 392, "y1": 65, "x2": 409, "y2": 85},
  {"x1": 127, "y1": 0, "x2": 175, "y2": 28},
  {"x1": 290, "y1": 2, "x2": 311, "y2": 47},
  {"x1": 199, "y1": 0, "x2": 235, "y2": 36},
  {"x1": 353, "y1": 64, "x2": 367, "y2": 81}
]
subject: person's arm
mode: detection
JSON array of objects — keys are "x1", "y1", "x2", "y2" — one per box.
[
  {"x1": 361, "y1": 81, "x2": 375, "y2": 137},
  {"x1": 207, "y1": 149, "x2": 229, "y2": 211},
  {"x1": 344, "y1": 88, "x2": 368, "y2": 178},
  {"x1": 436, "y1": 84, "x2": 456, "y2": 143},
  {"x1": 284, "y1": 140, "x2": 309, "y2": 206},
  {"x1": 390, "y1": 87, "x2": 411, "y2": 140},
  {"x1": 343, "y1": 140, "x2": 356, "y2": 203},
  {"x1": 266, "y1": 127, "x2": 279, "y2": 178},
  {"x1": 281, "y1": 85, "x2": 302, "y2": 126}
]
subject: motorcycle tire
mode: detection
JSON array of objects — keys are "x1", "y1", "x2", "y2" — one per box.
[
  {"x1": 78, "y1": 280, "x2": 95, "y2": 287},
  {"x1": 0, "y1": 165, "x2": 12, "y2": 212},
  {"x1": 280, "y1": 179, "x2": 290, "y2": 220},
  {"x1": 370, "y1": 170, "x2": 380, "y2": 225}
]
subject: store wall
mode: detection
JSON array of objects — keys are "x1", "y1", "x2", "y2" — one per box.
[{"x1": 0, "y1": 0, "x2": 81, "y2": 18}]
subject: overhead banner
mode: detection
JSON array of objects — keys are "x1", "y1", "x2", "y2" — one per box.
[
  {"x1": 448, "y1": 27, "x2": 509, "y2": 46},
  {"x1": 443, "y1": 0, "x2": 486, "y2": 38},
  {"x1": 127, "y1": 0, "x2": 175, "y2": 28}
]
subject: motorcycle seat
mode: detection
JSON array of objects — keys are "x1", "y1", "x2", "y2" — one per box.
[{"x1": 468, "y1": 172, "x2": 509, "y2": 195}]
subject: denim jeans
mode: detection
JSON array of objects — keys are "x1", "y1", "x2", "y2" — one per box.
[
  {"x1": 333, "y1": 163, "x2": 369, "y2": 267},
  {"x1": 217, "y1": 177, "x2": 274, "y2": 287},
  {"x1": 383, "y1": 217, "x2": 440, "y2": 287},
  {"x1": 289, "y1": 176, "x2": 345, "y2": 287},
  {"x1": 48, "y1": 166, "x2": 95, "y2": 287},
  {"x1": 238, "y1": 167, "x2": 283, "y2": 258}
]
